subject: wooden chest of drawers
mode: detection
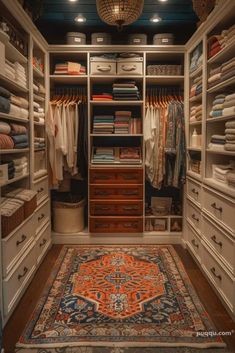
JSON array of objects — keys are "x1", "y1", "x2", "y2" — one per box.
[{"x1": 89, "y1": 167, "x2": 143, "y2": 233}]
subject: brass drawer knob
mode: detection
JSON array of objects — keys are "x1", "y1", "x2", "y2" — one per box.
[
  {"x1": 210, "y1": 267, "x2": 222, "y2": 281},
  {"x1": 211, "y1": 235, "x2": 222, "y2": 248}
]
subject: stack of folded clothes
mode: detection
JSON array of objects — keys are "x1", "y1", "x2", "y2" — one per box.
[
  {"x1": 209, "y1": 93, "x2": 235, "y2": 118},
  {"x1": 0, "y1": 86, "x2": 11, "y2": 114},
  {"x1": 15, "y1": 62, "x2": 27, "y2": 88},
  {"x1": 207, "y1": 67, "x2": 221, "y2": 88},
  {"x1": 190, "y1": 74, "x2": 202, "y2": 98},
  {"x1": 92, "y1": 147, "x2": 115, "y2": 163},
  {"x1": 5, "y1": 60, "x2": 16, "y2": 81},
  {"x1": 33, "y1": 82, "x2": 46, "y2": 96},
  {"x1": 212, "y1": 163, "x2": 234, "y2": 184},
  {"x1": 208, "y1": 134, "x2": 226, "y2": 151},
  {"x1": 93, "y1": 115, "x2": 114, "y2": 134},
  {"x1": 119, "y1": 147, "x2": 142, "y2": 164},
  {"x1": 34, "y1": 137, "x2": 46, "y2": 149},
  {"x1": 190, "y1": 43, "x2": 203, "y2": 73},
  {"x1": 54, "y1": 62, "x2": 86, "y2": 75},
  {"x1": 113, "y1": 81, "x2": 140, "y2": 101},
  {"x1": 0, "y1": 160, "x2": 15, "y2": 180},
  {"x1": 92, "y1": 93, "x2": 113, "y2": 101},
  {"x1": 13, "y1": 156, "x2": 28, "y2": 177},
  {"x1": 207, "y1": 24, "x2": 235, "y2": 59},
  {"x1": 0, "y1": 120, "x2": 29, "y2": 149},
  {"x1": 221, "y1": 57, "x2": 235, "y2": 82},
  {"x1": 114, "y1": 111, "x2": 131, "y2": 134},
  {"x1": 33, "y1": 101, "x2": 45, "y2": 124},
  {"x1": 190, "y1": 104, "x2": 202, "y2": 122},
  {"x1": 130, "y1": 117, "x2": 142, "y2": 134},
  {"x1": 225, "y1": 120, "x2": 235, "y2": 152},
  {"x1": 0, "y1": 121, "x2": 14, "y2": 149},
  {"x1": 10, "y1": 94, "x2": 29, "y2": 120}
]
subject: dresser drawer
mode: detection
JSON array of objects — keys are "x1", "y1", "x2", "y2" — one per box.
[
  {"x1": 187, "y1": 200, "x2": 201, "y2": 234},
  {"x1": 203, "y1": 187, "x2": 235, "y2": 235},
  {"x1": 202, "y1": 215, "x2": 235, "y2": 275},
  {"x1": 2, "y1": 214, "x2": 35, "y2": 277},
  {"x1": 90, "y1": 217, "x2": 143, "y2": 233},
  {"x1": 90, "y1": 200, "x2": 143, "y2": 216},
  {"x1": 90, "y1": 184, "x2": 143, "y2": 199},
  {"x1": 3, "y1": 244, "x2": 36, "y2": 316},
  {"x1": 35, "y1": 198, "x2": 50, "y2": 234},
  {"x1": 187, "y1": 222, "x2": 202, "y2": 263},
  {"x1": 187, "y1": 178, "x2": 202, "y2": 206},
  {"x1": 33, "y1": 176, "x2": 48, "y2": 205},
  {"x1": 90, "y1": 168, "x2": 143, "y2": 184},
  {"x1": 202, "y1": 243, "x2": 235, "y2": 313},
  {"x1": 35, "y1": 222, "x2": 51, "y2": 265}
]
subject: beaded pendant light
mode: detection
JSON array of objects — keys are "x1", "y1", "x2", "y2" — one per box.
[{"x1": 96, "y1": 0, "x2": 144, "y2": 30}]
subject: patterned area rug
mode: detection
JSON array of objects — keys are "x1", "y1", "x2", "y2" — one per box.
[{"x1": 16, "y1": 246, "x2": 226, "y2": 352}]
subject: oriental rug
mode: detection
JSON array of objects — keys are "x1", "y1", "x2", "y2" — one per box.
[{"x1": 16, "y1": 245, "x2": 226, "y2": 352}]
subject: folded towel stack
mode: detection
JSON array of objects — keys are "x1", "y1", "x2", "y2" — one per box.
[
  {"x1": 34, "y1": 137, "x2": 46, "y2": 149},
  {"x1": 207, "y1": 24, "x2": 235, "y2": 60},
  {"x1": 209, "y1": 93, "x2": 235, "y2": 119},
  {"x1": 225, "y1": 120, "x2": 235, "y2": 151},
  {"x1": 208, "y1": 56, "x2": 235, "y2": 89},
  {"x1": 33, "y1": 82, "x2": 46, "y2": 96},
  {"x1": 208, "y1": 67, "x2": 222, "y2": 88},
  {"x1": 0, "y1": 120, "x2": 28, "y2": 149},
  {"x1": 190, "y1": 74, "x2": 202, "y2": 98},
  {"x1": 208, "y1": 134, "x2": 226, "y2": 151},
  {"x1": 54, "y1": 62, "x2": 86, "y2": 75},
  {"x1": 119, "y1": 147, "x2": 142, "y2": 164},
  {"x1": 0, "y1": 86, "x2": 11, "y2": 114},
  {"x1": 92, "y1": 93, "x2": 113, "y2": 101},
  {"x1": 113, "y1": 81, "x2": 140, "y2": 101},
  {"x1": 212, "y1": 162, "x2": 235, "y2": 188},
  {"x1": 114, "y1": 111, "x2": 131, "y2": 134},
  {"x1": 92, "y1": 147, "x2": 115, "y2": 163},
  {"x1": 0, "y1": 156, "x2": 28, "y2": 181},
  {"x1": 190, "y1": 43, "x2": 203, "y2": 73},
  {"x1": 93, "y1": 115, "x2": 114, "y2": 134},
  {"x1": 4, "y1": 60, "x2": 27, "y2": 88},
  {"x1": 190, "y1": 104, "x2": 202, "y2": 122},
  {"x1": 33, "y1": 102, "x2": 45, "y2": 123}
]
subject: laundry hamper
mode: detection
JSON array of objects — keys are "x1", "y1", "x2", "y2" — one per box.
[{"x1": 53, "y1": 198, "x2": 85, "y2": 234}]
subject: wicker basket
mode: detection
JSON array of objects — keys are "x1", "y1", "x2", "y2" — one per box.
[
  {"x1": 1, "y1": 197, "x2": 25, "y2": 238},
  {"x1": 5, "y1": 188, "x2": 37, "y2": 219},
  {"x1": 192, "y1": 0, "x2": 216, "y2": 25}
]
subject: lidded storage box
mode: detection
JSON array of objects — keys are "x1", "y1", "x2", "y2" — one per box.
[
  {"x1": 117, "y1": 57, "x2": 143, "y2": 75},
  {"x1": 66, "y1": 32, "x2": 86, "y2": 45},
  {"x1": 90, "y1": 56, "x2": 117, "y2": 75},
  {"x1": 128, "y1": 34, "x2": 147, "y2": 45},
  {"x1": 153, "y1": 33, "x2": 174, "y2": 45},
  {"x1": 91, "y1": 33, "x2": 111, "y2": 45}
]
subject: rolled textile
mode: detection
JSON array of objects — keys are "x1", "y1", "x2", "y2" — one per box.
[
  {"x1": 33, "y1": 101, "x2": 40, "y2": 109},
  {"x1": 13, "y1": 156, "x2": 28, "y2": 165},
  {"x1": 223, "y1": 99, "x2": 235, "y2": 108},
  {"x1": 225, "y1": 93, "x2": 235, "y2": 101},
  {"x1": 0, "y1": 133, "x2": 14, "y2": 149},
  {"x1": 38, "y1": 83, "x2": 45, "y2": 95},
  {"x1": 209, "y1": 66, "x2": 221, "y2": 76},
  {"x1": 222, "y1": 107, "x2": 235, "y2": 116},
  {"x1": 215, "y1": 94, "x2": 226, "y2": 99},
  {"x1": 11, "y1": 134, "x2": 28, "y2": 144},
  {"x1": 0, "y1": 96, "x2": 10, "y2": 114},
  {"x1": 226, "y1": 134, "x2": 235, "y2": 141},
  {"x1": 0, "y1": 86, "x2": 11, "y2": 99},
  {"x1": 0, "y1": 121, "x2": 11, "y2": 134},
  {"x1": 212, "y1": 97, "x2": 225, "y2": 105},
  {"x1": 9, "y1": 104, "x2": 21, "y2": 116},
  {"x1": 224, "y1": 143, "x2": 235, "y2": 151},
  {"x1": 225, "y1": 120, "x2": 235, "y2": 128},
  {"x1": 225, "y1": 128, "x2": 235, "y2": 134},
  {"x1": 210, "y1": 110, "x2": 223, "y2": 117},
  {"x1": 33, "y1": 84, "x2": 39, "y2": 92},
  {"x1": 13, "y1": 142, "x2": 28, "y2": 149},
  {"x1": 20, "y1": 108, "x2": 29, "y2": 120},
  {"x1": 208, "y1": 72, "x2": 221, "y2": 83},
  {"x1": 5, "y1": 69, "x2": 15, "y2": 81},
  {"x1": 212, "y1": 103, "x2": 224, "y2": 110},
  {"x1": 10, "y1": 123, "x2": 27, "y2": 135},
  {"x1": 221, "y1": 60, "x2": 235, "y2": 73}
]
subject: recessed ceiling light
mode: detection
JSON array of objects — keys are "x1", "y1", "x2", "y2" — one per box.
[
  {"x1": 75, "y1": 14, "x2": 86, "y2": 23},
  {"x1": 159, "y1": 0, "x2": 168, "y2": 2},
  {"x1": 69, "y1": 0, "x2": 78, "y2": 2},
  {"x1": 150, "y1": 14, "x2": 162, "y2": 23}
]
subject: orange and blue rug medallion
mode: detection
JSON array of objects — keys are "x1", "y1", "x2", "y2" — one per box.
[{"x1": 17, "y1": 246, "x2": 226, "y2": 351}]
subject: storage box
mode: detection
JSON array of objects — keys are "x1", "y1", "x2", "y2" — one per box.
[
  {"x1": 1, "y1": 197, "x2": 24, "y2": 238},
  {"x1": 153, "y1": 33, "x2": 174, "y2": 45},
  {"x1": 66, "y1": 32, "x2": 86, "y2": 45},
  {"x1": 91, "y1": 33, "x2": 111, "y2": 45},
  {"x1": 128, "y1": 34, "x2": 147, "y2": 45},
  {"x1": 151, "y1": 197, "x2": 172, "y2": 216},
  {"x1": 53, "y1": 199, "x2": 85, "y2": 233},
  {"x1": 6, "y1": 188, "x2": 37, "y2": 219},
  {"x1": 117, "y1": 57, "x2": 143, "y2": 75},
  {"x1": 90, "y1": 57, "x2": 116, "y2": 75}
]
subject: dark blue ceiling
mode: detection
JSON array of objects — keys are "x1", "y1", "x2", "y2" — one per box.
[{"x1": 35, "y1": 0, "x2": 199, "y2": 44}]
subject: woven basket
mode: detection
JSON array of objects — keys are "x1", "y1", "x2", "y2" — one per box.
[
  {"x1": 5, "y1": 189, "x2": 37, "y2": 219},
  {"x1": 1, "y1": 200, "x2": 24, "y2": 238},
  {"x1": 193, "y1": 0, "x2": 216, "y2": 25},
  {"x1": 53, "y1": 199, "x2": 85, "y2": 234}
]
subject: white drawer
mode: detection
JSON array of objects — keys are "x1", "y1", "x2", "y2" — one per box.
[
  {"x1": 36, "y1": 222, "x2": 51, "y2": 265},
  {"x1": 187, "y1": 200, "x2": 201, "y2": 234},
  {"x1": 203, "y1": 187, "x2": 235, "y2": 235},
  {"x1": 90, "y1": 61, "x2": 116, "y2": 75},
  {"x1": 202, "y1": 243, "x2": 235, "y2": 313},
  {"x1": 187, "y1": 178, "x2": 202, "y2": 206},
  {"x1": 187, "y1": 222, "x2": 202, "y2": 263},
  {"x1": 3, "y1": 243, "x2": 36, "y2": 316},
  {"x1": 33, "y1": 176, "x2": 48, "y2": 205},
  {"x1": 202, "y1": 215, "x2": 235, "y2": 275},
  {"x1": 2, "y1": 214, "x2": 36, "y2": 277},
  {"x1": 117, "y1": 61, "x2": 143, "y2": 75},
  {"x1": 35, "y1": 198, "x2": 50, "y2": 234}
]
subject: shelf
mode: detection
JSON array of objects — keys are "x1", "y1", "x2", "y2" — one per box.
[
  {"x1": 33, "y1": 93, "x2": 45, "y2": 102},
  {"x1": 90, "y1": 100, "x2": 144, "y2": 106},
  {"x1": 206, "y1": 148, "x2": 235, "y2": 156},
  {"x1": 34, "y1": 121, "x2": 45, "y2": 126},
  {"x1": 189, "y1": 66, "x2": 202, "y2": 79},
  {"x1": 33, "y1": 66, "x2": 44, "y2": 78},
  {"x1": 1, "y1": 148, "x2": 29, "y2": 154},
  {"x1": 90, "y1": 75, "x2": 143, "y2": 83},
  {"x1": 0, "y1": 173, "x2": 29, "y2": 187},
  {"x1": 34, "y1": 148, "x2": 46, "y2": 152},
  {"x1": 187, "y1": 147, "x2": 202, "y2": 152},
  {"x1": 0, "y1": 30, "x2": 27, "y2": 64},
  {"x1": 90, "y1": 134, "x2": 143, "y2": 137},
  {"x1": 90, "y1": 163, "x2": 143, "y2": 168},
  {"x1": 208, "y1": 39, "x2": 235, "y2": 65},
  {"x1": 187, "y1": 170, "x2": 202, "y2": 181},
  {"x1": 204, "y1": 178, "x2": 235, "y2": 199},
  {"x1": 189, "y1": 94, "x2": 202, "y2": 103},
  {"x1": 0, "y1": 73, "x2": 28, "y2": 93},
  {"x1": 145, "y1": 215, "x2": 182, "y2": 219},
  {"x1": 189, "y1": 120, "x2": 202, "y2": 126},
  {"x1": 207, "y1": 77, "x2": 235, "y2": 94},
  {"x1": 207, "y1": 115, "x2": 235, "y2": 123},
  {"x1": 34, "y1": 170, "x2": 47, "y2": 180},
  {"x1": 145, "y1": 75, "x2": 184, "y2": 84},
  {"x1": 50, "y1": 75, "x2": 88, "y2": 84},
  {"x1": 0, "y1": 113, "x2": 29, "y2": 123},
  {"x1": 144, "y1": 231, "x2": 182, "y2": 236}
]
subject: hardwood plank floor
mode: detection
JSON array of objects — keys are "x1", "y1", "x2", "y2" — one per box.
[{"x1": 2, "y1": 244, "x2": 235, "y2": 353}]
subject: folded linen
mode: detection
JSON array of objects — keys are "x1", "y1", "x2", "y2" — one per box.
[
  {"x1": 226, "y1": 134, "x2": 235, "y2": 141},
  {"x1": 225, "y1": 128, "x2": 235, "y2": 134},
  {"x1": 0, "y1": 133, "x2": 14, "y2": 149},
  {"x1": 0, "y1": 121, "x2": 11, "y2": 134},
  {"x1": 13, "y1": 157, "x2": 28, "y2": 165},
  {"x1": 225, "y1": 121, "x2": 235, "y2": 128},
  {"x1": 225, "y1": 93, "x2": 235, "y2": 101},
  {"x1": 223, "y1": 107, "x2": 235, "y2": 116},
  {"x1": 208, "y1": 143, "x2": 225, "y2": 150},
  {"x1": 9, "y1": 104, "x2": 21, "y2": 116},
  {"x1": 0, "y1": 86, "x2": 11, "y2": 99},
  {"x1": 224, "y1": 143, "x2": 235, "y2": 151},
  {"x1": 10, "y1": 123, "x2": 27, "y2": 135},
  {"x1": 223, "y1": 99, "x2": 235, "y2": 108}
]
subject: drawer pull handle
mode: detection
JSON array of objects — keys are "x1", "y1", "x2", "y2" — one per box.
[
  {"x1": 211, "y1": 202, "x2": 222, "y2": 213},
  {"x1": 97, "y1": 65, "x2": 112, "y2": 72},
  {"x1": 191, "y1": 239, "x2": 199, "y2": 248},
  {"x1": 18, "y1": 266, "x2": 28, "y2": 281},
  {"x1": 191, "y1": 188, "x2": 199, "y2": 196},
  {"x1": 94, "y1": 175, "x2": 110, "y2": 180},
  {"x1": 192, "y1": 214, "x2": 199, "y2": 222},
  {"x1": 38, "y1": 213, "x2": 45, "y2": 221},
  {"x1": 123, "y1": 206, "x2": 138, "y2": 211},
  {"x1": 95, "y1": 191, "x2": 109, "y2": 195},
  {"x1": 16, "y1": 234, "x2": 26, "y2": 246},
  {"x1": 95, "y1": 206, "x2": 111, "y2": 211},
  {"x1": 95, "y1": 223, "x2": 110, "y2": 228},
  {"x1": 211, "y1": 235, "x2": 222, "y2": 248},
  {"x1": 40, "y1": 238, "x2": 47, "y2": 247},
  {"x1": 121, "y1": 64, "x2": 137, "y2": 72},
  {"x1": 123, "y1": 191, "x2": 138, "y2": 195},
  {"x1": 123, "y1": 223, "x2": 138, "y2": 228},
  {"x1": 210, "y1": 267, "x2": 222, "y2": 281},
  {"x1": 37, "y1": 187, "x2": 44, "y2": 193},
  {"x1": 121, "y1": 174, "x2": 138, "y2": 180}
]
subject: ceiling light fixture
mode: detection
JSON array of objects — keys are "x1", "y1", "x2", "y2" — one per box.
[
  {"x1": 159, "y1": 0, "x2": 168, "y2": 2},
  {"x1": 150, "y1": 14, "x2": 162, "y2": 23},
  {"x1": 75, "y1": 14, "x2": 86, "y2": 23},
  {"x1": 96, "y1": 0, "x2": 144, "y2": 31},
  {"x1": 69, "y1": 0, "x2": 78, "y2": 2}
]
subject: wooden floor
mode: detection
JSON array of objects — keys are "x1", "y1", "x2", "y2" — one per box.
[{"x1": 2, "y1": 244, "x2": 235, "y2": 353}]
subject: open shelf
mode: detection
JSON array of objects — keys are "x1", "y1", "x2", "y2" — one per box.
[
  {"x1": 90, "y1": 100, "x2": 144, "y2": 106},
  {"x1": 145, "y1": 75, "x2": 184, "y2": 84},
  {"x1": 0, "y1": 73, "x2": 28, "y2": 93},
  {"x1": 207, "y1": 115, "x2": 235, "y2": 123},
  {"x1": 187, "y1": 147, "x2": 202, "y2": 152},
  {"x1": 189, "y1": 94, "x2": 202, "y2": 103},
  {"x1": 90, "y1": 163, "x2": 143, "y2": 169},
  {"x1": 0, "y1": 173, "x2": 29, "y2": 187},
  {"x1": 0, "y1": 30, "x2": 28, "y2": 64},
  {"x1": 207, "y1": 77, "x2": 235, "y2": 93},
  {"x1": 90, "y1": 75, "x2": 143, "y2": 83},
  {"x1": 90, "y1": 134, "x2": 143, "y2": 137},
  {"x1": 208, "y1": 39, "x2": 235, "y2": 65},
  {"x1": 187, "y1": 170, "x2": 202, "y2": 181},
  {"x1": 0, "y1": 113, "x2": 29, "y2": 123},
  {"x1": 1, "y1": 148, "x2": 29, "y2": 154},
  {"x1": 189, "y1": 66, "x2": 202, "y2": 79},
  {"x1": 33, "y1": 66, "x2": 44, "y2": 78},
  {"x1": 204, "y1": 178, "x2": 235, "y2": 199},
  {"x1": 206, "y1": 148, "x2": 235, "y2": 156},
  {"x1": 145, "y1": 215, "x2": 182, "y2": 219},
  {"x1": 189, "y1": 120, "x2": 202, "y2": 126},
  {"x1": 50, "y1": 75, "x2": 88, "y2": 84}
]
